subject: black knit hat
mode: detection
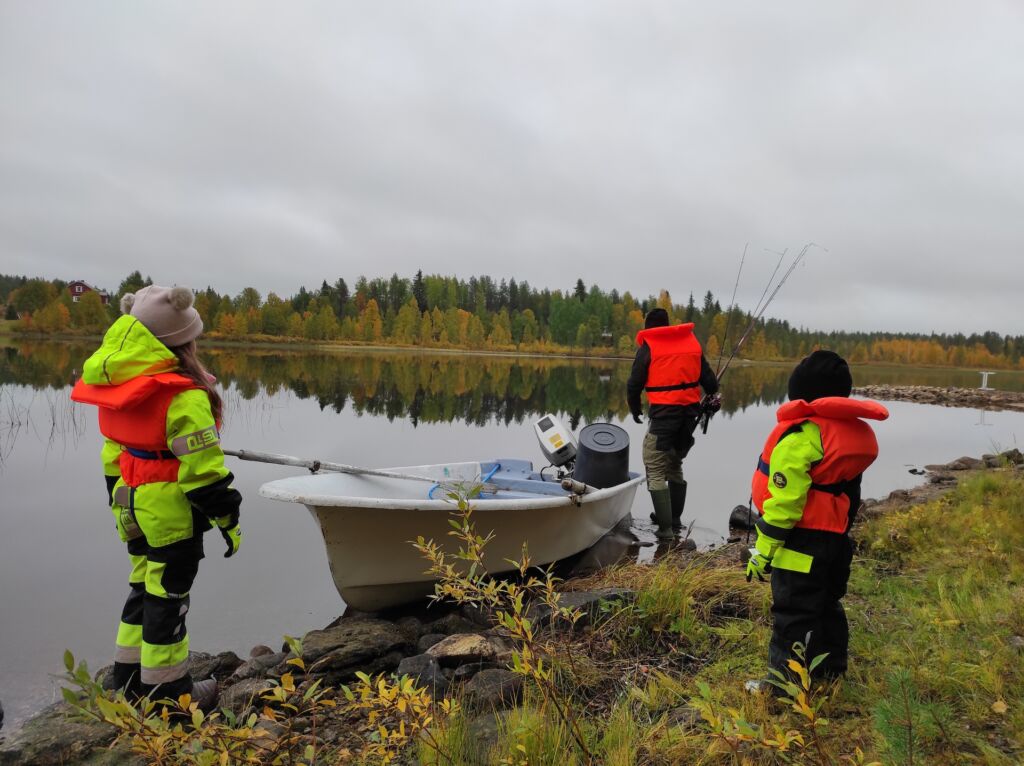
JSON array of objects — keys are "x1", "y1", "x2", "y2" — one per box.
[
  {"x1": 787, "y1": 350, "x2": 853, "y2": 402},
  {"x1": 644, "y1": 308, "x2": 670, "y2": 329}
]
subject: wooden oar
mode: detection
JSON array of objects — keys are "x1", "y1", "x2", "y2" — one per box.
[{"x1": 224, "y1": 448, "x2": 500, "y2": 493}]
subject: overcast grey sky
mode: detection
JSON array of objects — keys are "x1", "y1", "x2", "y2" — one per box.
[{"x1": 1, "y1": 2, "x2": 1022, "y2": 334}]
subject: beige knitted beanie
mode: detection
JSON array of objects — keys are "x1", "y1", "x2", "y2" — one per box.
[{"x1": 120, "y1": 285, "x2": 204, "y2": 348}]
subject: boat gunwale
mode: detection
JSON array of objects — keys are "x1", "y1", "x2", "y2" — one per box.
[{"x1": 258, "y1": 473, "x2": 644, "y2": 511}]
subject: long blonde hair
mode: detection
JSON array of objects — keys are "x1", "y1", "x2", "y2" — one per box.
[{"x1": 169, "y1": 340, "x2": 223, "y2": 424}]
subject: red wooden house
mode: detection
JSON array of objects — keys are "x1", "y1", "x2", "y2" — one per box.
[{"x1": 67, "y1": 280, "x2": 110, "y2": 305}]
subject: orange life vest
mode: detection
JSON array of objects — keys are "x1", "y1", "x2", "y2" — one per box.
[
  {"x1": 71, "y1": 373, "x2": 197, "y2": 487},
  {"x1": 752, "y1": 397, "x2": 889, "y2": 534},
  {"x1": 635, "y1": 323, "x2": 704, "y2": 406}
]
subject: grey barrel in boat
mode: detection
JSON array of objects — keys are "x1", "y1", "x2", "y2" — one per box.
[{"x1": 573, "y1": 423, "x2": 630, "y2": 489}]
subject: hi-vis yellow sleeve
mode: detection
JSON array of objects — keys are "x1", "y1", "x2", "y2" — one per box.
[
  {"x1": 761, "y1": 421, "x2": 824, "y2": 533},
  {"x1": 165, "y1": 389, "x2": 230, "y2": 495}
]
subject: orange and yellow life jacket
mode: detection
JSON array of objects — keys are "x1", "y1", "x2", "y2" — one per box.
[
  {"x1": 635, "y1": 323, "x2": 704, "y2": 407},
  {"x1": 71, "y1": 373, "x2": 197, "y2": 486},
  {"x1": 752, "y1": 397, "x2": 888, "y2": 534}
]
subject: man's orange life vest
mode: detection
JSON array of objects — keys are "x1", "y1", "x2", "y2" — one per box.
[
  {"x1": 635, "y1": 323, "x2": 703, "y2": 407},
  {"x1": 752, "y1": 397, "x2": 889, "y2": 534},
  {"x1": 71, "y1": 373, "x2": 197, "y2": 486}
]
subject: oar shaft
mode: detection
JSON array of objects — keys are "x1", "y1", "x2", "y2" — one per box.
[{"x1": 224, "y1": 448, "x2": 499, "y2": 491}]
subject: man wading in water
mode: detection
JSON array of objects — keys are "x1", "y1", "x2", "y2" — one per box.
[{"x1": 627, "y1": 308, "x2": 719, "y2": 540}]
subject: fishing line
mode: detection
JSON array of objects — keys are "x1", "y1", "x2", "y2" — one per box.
[{"x1": 715, "y1": 242, "x2": 748, "y2": 376}]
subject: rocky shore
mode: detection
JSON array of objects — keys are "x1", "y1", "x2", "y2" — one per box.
[
  {"x1": 854, "y1": 384, "x2": 1024, "y2": 412},
  {"x1": 0, "y1": 587, "x2": 632, "y2": 765},
  {"x1": 3, "y1": 448, "x2": 1022, "y2": 765}
]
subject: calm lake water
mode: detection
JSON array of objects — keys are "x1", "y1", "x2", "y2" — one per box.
[{"x1": 1, "y1": 339, "x2": 1023, "y2": 729}]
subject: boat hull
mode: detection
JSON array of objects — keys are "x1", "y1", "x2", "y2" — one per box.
[{"x1": 259, "y1": 460, "x2": 643, "y2": 611}]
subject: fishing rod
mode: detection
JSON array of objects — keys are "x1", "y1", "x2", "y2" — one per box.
[
  {"x1": 715, "y1": 242, "x2": 819, "y2": 384},
  {"x1": 695, "y1": 242, "x2": 821, "y2": 435},
  {"x1": 715, "y1": 242, "x2": 748, "y2": 376}
]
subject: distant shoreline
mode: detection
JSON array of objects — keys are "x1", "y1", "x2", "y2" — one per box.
[{"x1": 3, "y1": 329, "x2": 1024, "y2": 375}]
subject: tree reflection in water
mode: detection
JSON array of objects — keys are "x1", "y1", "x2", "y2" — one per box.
[{"x1": 5, "y1": 339, "x2": 1021, "y2": 430}]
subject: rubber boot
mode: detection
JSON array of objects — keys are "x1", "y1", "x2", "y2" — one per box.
[
  {"x1": 669, "y1": 480, "x2": 687, "y2": 530},
  {"x1": 109, "y1": 662, "x2": 143, "y2": 700},
  {"x1": 650, "y1": 488, "x2": 675, "y2": 540}
]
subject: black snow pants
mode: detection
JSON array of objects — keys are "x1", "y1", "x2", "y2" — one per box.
[{"x1": 769, "y1": 528, "x2": 853, "y2": 679}]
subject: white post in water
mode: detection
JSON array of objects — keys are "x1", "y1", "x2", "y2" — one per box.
[{"x1": 978, "y1": 371, "x2": 996, "y2": 390}]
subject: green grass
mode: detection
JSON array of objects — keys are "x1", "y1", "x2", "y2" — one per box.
[{"x1": 439, "y1": 470, "x2": 1024, "y2": 765}]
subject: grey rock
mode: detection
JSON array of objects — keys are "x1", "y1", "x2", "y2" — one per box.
[
  {"x1": 887, "y1": 489, "x2": 911, "y2": 502},
  {"x1": 250, "y1": 644, "x2": 274, "y2": 658},
  {"x1": 417, "y1": 633, "x2": 447, "y2": 653},
  {"x1": 396, "y1": 654, "x2": 449, "y2": 697},
  {"x1": 427, "y1": 633, "x2": 505, "y2": 668},
  {"x1": 452, "y1": 662, "x2": 498, "y2": 683},
  {"x1": 231, "y1": 652, "x2": 288, "y2": 680},
  {"x1": 461, "y1": 604, "x2": 494, "y2": 627},
  {"x1": 728, "y1": 504, "x2": 756, "y2": 530},
  {"x1": 983, "y1": 454, "x2": 1001, "y2": 468},
  {"x1": 301, "y1": 619, "x2": 413, "y2": 672},
  {"x1": 929, "y1": 473, "x2": 956, "y2": 485},
  {"x1": 321, "y1": 651, "x2": 406, "y2": 685},
  {"x1": 0, "y1": 702, "x2": 116, "y2": 766},
  {"x1": 425, "y1": 612, "x2": 479, "y2": 636},
  {"x1": 394, "y1": 616, "x2": 425, "y2": 642},
  {"x1": 463, "y1": 669, "x2": 523, "y2": 708},
  {"x1": 1000, "y1": 448, "x2": 1024, "y2": 465},
  {"x1": 529, "y1": 588, "x2": 636, "y2": 631},
  {"x1": 220, "y1": 678, "x2": 274, "y2": 716},
  {"x1": 675, "y1": 537, "x2": 698, "y2": 551},
  {"x1": 1009, "y1": 636, "x2": 1024, "y2": 649},
  {"x1": 189, "y1": 650, "x2": 243, "y2": 681}
]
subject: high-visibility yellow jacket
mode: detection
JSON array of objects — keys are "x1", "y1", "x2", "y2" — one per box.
[
  {"x1": 750, "y1": 397, "x2": 888, "y2": 572},
  {"x1": 72, "y1": 316, "x2": 240, "y2": 547}
]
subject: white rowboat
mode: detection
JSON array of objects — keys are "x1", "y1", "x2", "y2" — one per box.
[{"x1": 259, "y1": 459, "x2": 643, "y2": 611}]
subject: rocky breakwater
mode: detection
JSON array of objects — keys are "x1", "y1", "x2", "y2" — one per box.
[
  {"x1": 853, "y1": 384, "x2": 1024, "y2": 412},
  {"x1": 0, "y1": 590, "x2": 633, "y2": 766}
]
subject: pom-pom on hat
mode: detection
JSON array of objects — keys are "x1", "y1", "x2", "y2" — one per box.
[
  {"x1": 787, "y1": 349, "x2": 853, "y2": 402},
  {"x1": 120, "y1": 285, "x2": 203, "y2": 348}
]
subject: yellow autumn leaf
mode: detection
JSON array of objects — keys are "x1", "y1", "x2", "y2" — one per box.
[{"x1": 992, "y1": 698, "x2": 1008, "y2": 715}]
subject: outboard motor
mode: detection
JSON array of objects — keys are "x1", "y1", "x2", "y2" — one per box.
[
  {"x1": 533, "y1": 414, "x2": 631, "y2": 489},
  {"x1": 534, "y1": 413, "x2": 577, "y2": 468},
  {"x1": 573, "y1": 423, "x2": 630, "y2": 489}
]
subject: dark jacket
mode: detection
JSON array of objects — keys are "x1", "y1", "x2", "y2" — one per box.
[{"x1": 627, "y1": 342, "x2": 719, "y2": 451}]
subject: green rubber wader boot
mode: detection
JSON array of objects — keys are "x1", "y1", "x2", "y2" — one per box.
[
  {"x1": 669, "y1": 480, "x2": 687, "y2": 530},
  {"x1": 650, "y1": 488, "x2": 675, "y2": 540}
]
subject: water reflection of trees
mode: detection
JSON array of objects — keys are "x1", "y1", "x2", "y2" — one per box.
[{"x1": 5, "y1": 341, "x2": 1023, "y2": 426}]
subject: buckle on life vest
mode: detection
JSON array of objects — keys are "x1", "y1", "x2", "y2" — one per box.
[
  {"x1": 126, "y1": 447, "x2": 176, "y2": 460},
  {"x1": 757, "y1": 457, "x2": 770, "y2": 475}
]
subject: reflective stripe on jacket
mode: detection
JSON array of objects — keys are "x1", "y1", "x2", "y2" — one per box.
[
  {"x1": 752, "y1": 397, "x2": 889, "y2": 537},
  {"x1": 634, "y1": 323, "x2": 703, "y2": 407}
]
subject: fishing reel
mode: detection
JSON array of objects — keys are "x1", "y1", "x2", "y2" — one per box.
[{"x1": 699, "y1": 393, "x2": 723, "y2": 434}]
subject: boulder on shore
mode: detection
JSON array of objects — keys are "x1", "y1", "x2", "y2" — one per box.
[
  {"x1": 729, "y1": 505, "x2": 756, "y2": 530},
  {"x1": 0, "y1": 703, "x2": 118, "y2": 766},
  {"x1": 301, "y1": 618, "x2": 413, "y2": 675}
]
